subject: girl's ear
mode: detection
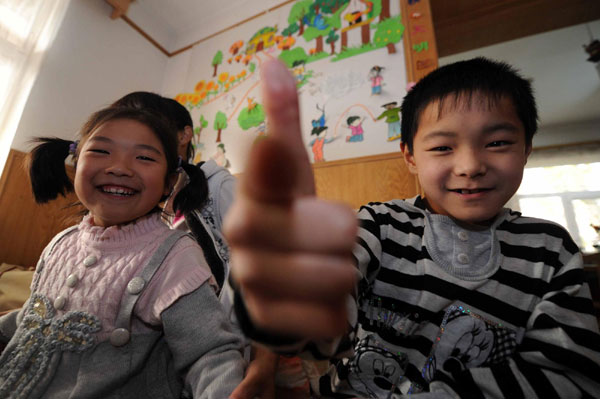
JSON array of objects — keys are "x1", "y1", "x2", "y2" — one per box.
[
  {"x1": 164, "y1": 173, "x2": 179, "y2": 196},
  {"x1": 178, "y1": 126, "x2": 193, "y2": 146},
  {"x1": 401, "y1": 142, "x2": 418, "y2": 174}
]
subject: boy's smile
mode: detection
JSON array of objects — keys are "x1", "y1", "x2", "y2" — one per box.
[{"x1": 402, "y1": 93, "x2": 531, "y2": 226}]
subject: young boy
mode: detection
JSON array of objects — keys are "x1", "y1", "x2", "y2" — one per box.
[{"x1": 224, "y1": 58, "x2": 600, "y2": 398}]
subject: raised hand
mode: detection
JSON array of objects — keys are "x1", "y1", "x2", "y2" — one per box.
[{"x1": 223, "y1": 59, "x2": 357, "y2": 338}]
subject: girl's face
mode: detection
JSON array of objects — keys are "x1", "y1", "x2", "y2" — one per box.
[{"x1": 74, "y1": 118, "x2": 173, "y2": 227}]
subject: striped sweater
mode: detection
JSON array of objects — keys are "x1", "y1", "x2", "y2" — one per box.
[{"x1": 237, "y1": 196, "x2": 600, "y2": 398}]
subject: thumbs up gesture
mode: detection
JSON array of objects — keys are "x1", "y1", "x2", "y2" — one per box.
[{"x1": 223, "y1": 60, "x2": 357, "y2": 339}]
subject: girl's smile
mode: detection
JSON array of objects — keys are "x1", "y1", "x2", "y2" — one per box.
[{"x1": 74, "y1": 119, "x2": 173, "y2": 227}]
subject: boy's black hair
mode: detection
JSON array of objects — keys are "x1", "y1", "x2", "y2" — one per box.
[
  {"x1": 29, "y1": 107, "x2": 208, "y2": 219},
  {"x1": 112, "y1": 91, "x2": 195, "y2": 162},
  {"x1": 401, "y1": 57, "x2": 538, "y2": 152}
]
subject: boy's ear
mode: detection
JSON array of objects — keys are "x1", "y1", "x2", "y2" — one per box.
[
  {"x1": 178, "y1": 126, "x2": 193, "y2": 146},
  {"x1": 401, "y1": 142, "x2": 418, "y2": 174},
  {"x1": 524, "y1": 143, "x2": 533, "y2": 164}
]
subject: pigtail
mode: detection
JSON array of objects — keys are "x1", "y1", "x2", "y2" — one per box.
[
  {"x1": 28, "y1": 137, "x2": 74, "y2": 203},
  {"x1": 174, "y1": 162, "x2": 225, "y2": 288},
  {"x1": 172, "y1": 162, "x2": 209, "y2": 215}
]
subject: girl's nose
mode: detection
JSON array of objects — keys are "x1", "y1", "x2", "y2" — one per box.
[
  {"x1": 454, "y1": 149, "x2": 487, "y2": 177},
  {"x1": 105, "y1": 157, "x2": 133, "y2": 176}
]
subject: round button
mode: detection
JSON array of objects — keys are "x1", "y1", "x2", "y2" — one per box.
[
  {"x1": 54, "y1": 295, "x2": 66, "y2": 310},
  {"x1": 127, "y1": 277, "x2": 145, "y2": 295},
  {"x1": 83, "y1": 255, "x2": 97, "y2": 267},
  {"x1": 110, "y1": 328, "x2": 130, "y2": 347},
  {"x1": 457, "y1": 253, "x2": 470, "y2": 264},
  {"x1": 66, "y1": 273, "x2": 78, "y2": 288},
  {"x1": 457, "y1": 231, "x2": 468, "y2": 241}
]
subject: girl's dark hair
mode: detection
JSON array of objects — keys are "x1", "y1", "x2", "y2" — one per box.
[
  {"x1": 28, "y1": 137, "x2": 74, "y2": 203},
  {"x1": 172, "y1": 161, "x2": 208, "y2": 216},
  {"x1": 112, "y1": 91, "x2": 195, "y2": 162},
  {"x1": 347, "y1": 115, "x2": 360, "y2": 125},
  {"x1": 29, "y1": 107, "x2": 208, "y2": 218},
  {"x1": 401, "y1": 57, "x2": 538, "y2": 153}
]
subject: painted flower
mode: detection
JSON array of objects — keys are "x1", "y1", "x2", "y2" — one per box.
[{"x1": 194, "y1": 80, "x2": 205, "y2": 93}]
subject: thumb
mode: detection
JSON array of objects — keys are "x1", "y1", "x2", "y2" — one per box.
[{"x1": 242, "y1": 59, "x2": 314, "y2": 203}]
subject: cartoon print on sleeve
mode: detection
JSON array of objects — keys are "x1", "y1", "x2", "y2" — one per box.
[
  {"x1": 423, "y1": 305, "x2": 517, "y2": 382},
  {"x1": 347, "y1": 336, "x2": 409, "y2": 398}
]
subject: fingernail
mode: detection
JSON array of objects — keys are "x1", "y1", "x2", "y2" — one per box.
[{"x1": 262, "y1": 60, "x2": 294, "y2": 93}]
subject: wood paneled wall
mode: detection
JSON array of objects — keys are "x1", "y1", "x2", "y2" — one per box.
[
  {"x1": 0, "y1": 149, "x2": 78, "y2": 267},
  {"x1": 313, "y1": 152, "x2": 419, "y2": 210},
  {"x1": 0, "y1": 149, "x2": 418, "y2": 267}
]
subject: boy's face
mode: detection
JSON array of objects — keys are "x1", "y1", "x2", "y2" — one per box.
[{"x1": 402, "y1": 94, "x2": 531, "y2": 226}]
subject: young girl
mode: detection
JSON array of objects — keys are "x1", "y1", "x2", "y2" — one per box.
[{"x1": 0, "y1": 107, "x2": 244, "y2": 398}]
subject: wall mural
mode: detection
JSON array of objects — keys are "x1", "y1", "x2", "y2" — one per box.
[{"x1": 170, "y1": 0, "x2": 417, "y2": 172}]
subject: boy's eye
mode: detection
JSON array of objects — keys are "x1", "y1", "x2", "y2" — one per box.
[
  {"x1": 486, "y1": 140, "x2": 512, "y2": 147},
  {"x1": 429, "y1": 146, "x2": 452, "y2": 152}
]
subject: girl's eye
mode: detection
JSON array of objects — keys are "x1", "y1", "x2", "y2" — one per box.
[
  {"x1": 88, "y1": 148, "x2": 109, "y2": 154},
  {"x1": 137, "y1": 155, "x2": 156, "y2": 162}
]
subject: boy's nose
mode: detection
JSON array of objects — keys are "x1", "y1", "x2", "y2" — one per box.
[{"x1": 454, "y1": 150, "x2": 487, "y2": 177}]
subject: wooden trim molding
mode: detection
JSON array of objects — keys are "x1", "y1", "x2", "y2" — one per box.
[
  {"x1": 105, "y1": 0, "x2": 133, "y2": 20},
  {"x1": 112, "y1": 0, "x2": 296, "y2": 58},
  {"x1": 400, "y1": 0, "x2": 438, "y2": 84}
]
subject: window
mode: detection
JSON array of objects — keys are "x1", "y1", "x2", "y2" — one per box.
[
  {"x1": 0, "y1": 0, "x2": 70, "y2": 177},
  {"x1": 509, "y1": 143, "x2": 600, "y2": 254}
]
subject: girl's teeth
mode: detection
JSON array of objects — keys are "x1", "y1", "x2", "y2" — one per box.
[{"x1": 103, "y1": 187, "x2": 134, "y2": 195}]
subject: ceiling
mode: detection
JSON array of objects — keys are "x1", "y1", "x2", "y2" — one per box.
[
  {"x1": 110, "y1": 0, "x2": 600, "y2": 131},
  {"x1": 119, "y1": 0, "x2": 600, "y2": 56}
]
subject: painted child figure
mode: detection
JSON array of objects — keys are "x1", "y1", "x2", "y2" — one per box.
[
  {"x1": 0, "y1": 107, "x2": 244, "y2": 398},
  {"x1": 376, "y1": 101, "x2": 402, "y2": 141},
  {"x1": 345, "y1": 115, "x2": 365, "y2": 142},
  {"x1": 224, "y1": 59, "x2": 600, "y2": 398}
]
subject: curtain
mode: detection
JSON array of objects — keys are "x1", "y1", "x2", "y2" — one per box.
[
  {"x1": 526, "y1": 141, "x2": 600, "y2": 168},
  {"x1": 0, "y1": 0, "x2": 70, "y2": 177}
]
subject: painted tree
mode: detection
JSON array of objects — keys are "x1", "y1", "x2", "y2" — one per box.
[
  {"x1": 303, "y1": 2, "x2": 347, "y2": 54},
  {"x1": 380, "y1": 0, "x2": 390, "y2": 21},
  {"x1": 326, "y1": 29, "x2": 339, "y2": 55},
  {"x1": 212, "y1": 50, "x2": 223, "y2": 77},
  {"x1": 279, "y1": 46, "x2": 308, "y2": 68},
  {"x1": 213, "y1": 111, "x2": 227, "y2": 142},
  {"x1": 282, "y1": 23, "x2": 299, "y2": 38},
  {"x1": 194, "y1": 115, "x2": 208, "y2": 142},
  {"x1": 373, "y1": 16, "x2": 403, "y2": 54},
  {"x1": 193, "y1": 115, "x2": 209, "y2": 146},
  {"x1": 313, "y1": 0, "x2": 349, "y2": 14},
  {"x1": 238, "y1": 104, "x2": 265, "y2": 131},
  {"x1": 288, "y1": 0, "x2": 312, "y2": 36}
]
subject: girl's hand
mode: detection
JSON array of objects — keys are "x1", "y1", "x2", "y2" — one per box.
[{"x1": 223, "y1": 60, "x2": 357, "y2": 339}]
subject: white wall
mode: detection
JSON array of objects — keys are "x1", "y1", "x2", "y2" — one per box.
[
  {"x1": 440, "y1": 20, "x2": 600, "y2": 148},
  {"x1": 10, "y1": 0, "x2": 169, "y2": 152}
]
